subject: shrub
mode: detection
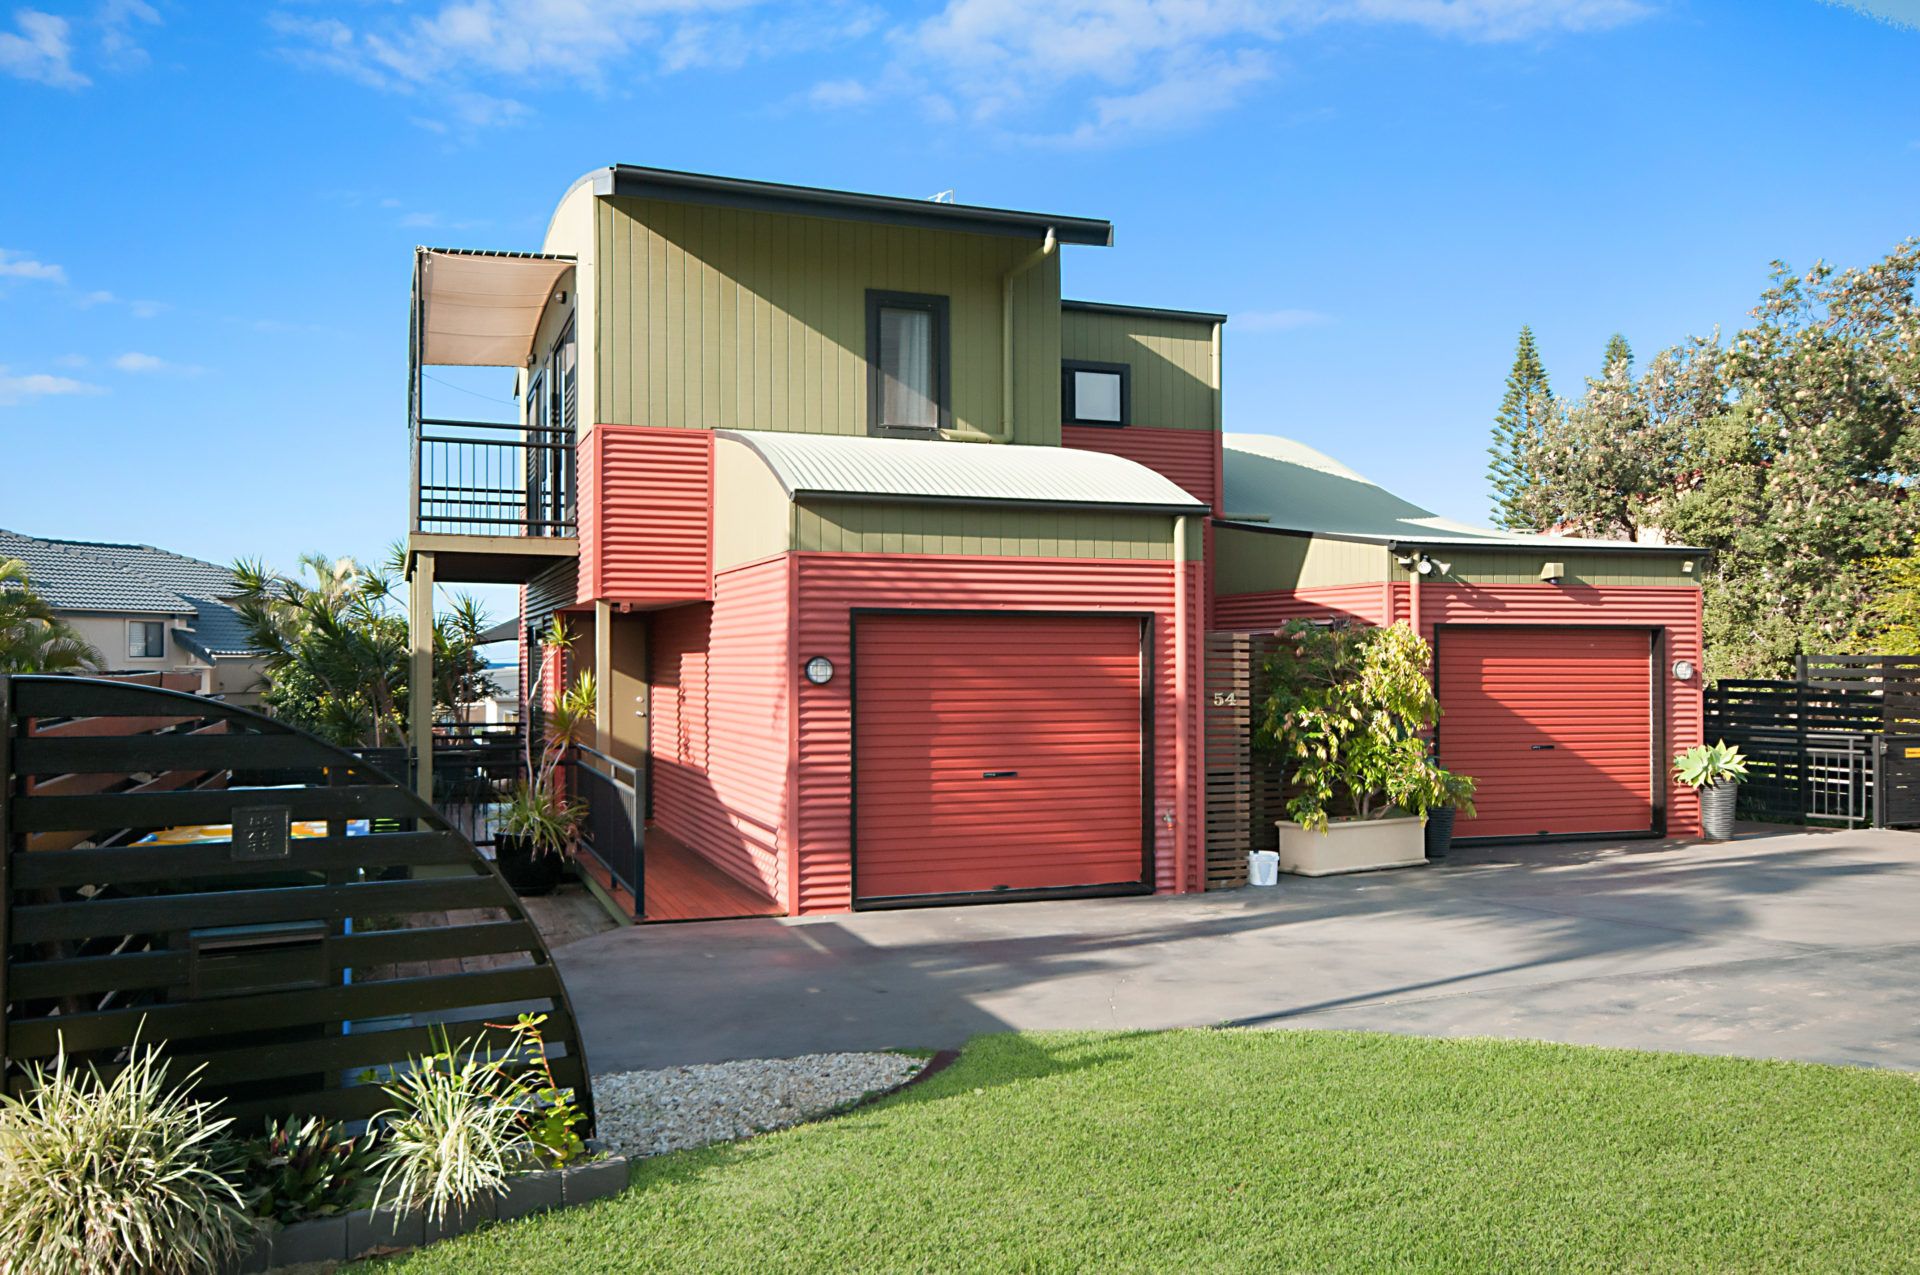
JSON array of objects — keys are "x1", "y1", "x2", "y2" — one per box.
[
  {"x1": 0, "y1": 1038, "x2": 248, "y2": 1275},
  {"x1": 224, "y1": 1115, "x2": 377, "y2": 1225},
  {"x1": 1255, "y1": 620, "x2": 1471, "y2": 830},
  {"x1": 371, "y1": 1032, "x2": 538, "y2": 1223}
]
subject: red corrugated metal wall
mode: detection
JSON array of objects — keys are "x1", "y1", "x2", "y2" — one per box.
[
  {"x1": 646, "y1": 556, "x2": 789, "y2": 902},
  {"x1": 1210, "y1": 583, "x2": 1703, "y2": 836},
  {"x1": 853, "y1": 614, "x2": 1147, "y2": 901},
  {"x1": 792, "y1": 554, "x2": 1205, "y2": 915},
  {"x1": 1063, "y1": 426, "x2": 1220, "y2": 626},
  {"x1": 578, "y1": 425, "x2": 712, "y2": 606}
]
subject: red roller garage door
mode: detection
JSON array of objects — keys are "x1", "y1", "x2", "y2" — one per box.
[
  {"x1": 853, "y1": 613, "x2": 1148, "y2": 904},
  {"x1": 1437, "y1": 626, "x2": 1655, "y2": 839}
]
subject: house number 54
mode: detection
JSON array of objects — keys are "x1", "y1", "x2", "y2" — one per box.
[{"x1": 1212, "y1": 692, "x2": 1238, "y2": 707}]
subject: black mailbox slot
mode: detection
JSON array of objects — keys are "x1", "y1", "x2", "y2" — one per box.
[{"x1": 188, "y1": 920, "x2": 328, "y2": 999}]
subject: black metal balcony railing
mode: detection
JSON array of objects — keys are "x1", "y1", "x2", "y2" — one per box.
[{"x1": 413, "y1": 417, "x2": 576, "y2": 537}]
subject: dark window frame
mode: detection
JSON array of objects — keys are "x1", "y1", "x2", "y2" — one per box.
[
  {"x1": 127, "y1": 619, "x2": 165, "y2": 659},
  {"x1": 1062, "y1": 359, "x2": 1131, "y2": 428},
  {"x1": 865, "y1": 289, "x2": 952, "y2": 436}
]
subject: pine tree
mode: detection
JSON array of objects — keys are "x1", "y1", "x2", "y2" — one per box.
[
  {"x1": 1487, "y1": 326, "x2": 1553, "y2": 530},
  {"x1": 1602, "y1": 332, "x2": 1633, "y2": 376}
]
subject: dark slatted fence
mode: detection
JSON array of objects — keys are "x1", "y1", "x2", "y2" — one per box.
[
  {"x1": 1204, "y1": 632, "x2": 1288, "y2": 885},
  {"x1": 1704, "y1": 678, "x2": 1881, "y2": 823},
  {"x1": 0, "y1": 675, "x2": 593, "y2": 1127}
]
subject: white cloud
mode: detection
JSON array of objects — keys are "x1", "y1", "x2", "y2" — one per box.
[
  {"x1": 808, "y1": 77, "x2": 871, "y2": 108},
  {"x1": 72, "y1": 288, "x2": 166, "y2": 316},
  {"x1": 98, "y1": 0, "x2": 161, "y2": 68},
  {"x1": 0, "y1": 367, "x2": 105, "y2": 405},
  {"x1": 268, "y1": 1, "x2": 876, "y2": 130},
  {"x1": 0, "y1": 249, "x2": 66, "y2": 282},
  {"x1": 113, "y1": 351, "x2": 201, "y2": 374},
  {"x1": 1819, "y1": 1, "x2": 1920, "y2": 32},
  {"x1": 1236, "y1": 307, "x2": 1334, "y2": 332},
  {"x1": 869, "y1": 0, "x2": 1654, "y2": 142},
  {"x1": 0, "y1": 9, "x2": 85, "y2": 87}
]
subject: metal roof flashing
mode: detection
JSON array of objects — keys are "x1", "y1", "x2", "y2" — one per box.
[{"x1": 598, "y1": 165, "x2": 1113, "y2": 246}]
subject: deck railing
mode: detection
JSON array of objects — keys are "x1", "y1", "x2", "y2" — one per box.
[
  {"x1": 573, "y1": 744, "x2": 643, "y2": 906},
  {"x1": 413, "y1": 417, "x2": 575, "y2": 537}
]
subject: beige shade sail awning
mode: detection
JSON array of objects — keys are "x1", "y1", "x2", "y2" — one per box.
[{"x1": 416, "y1": 248, "x2": 575, "y2": 367}]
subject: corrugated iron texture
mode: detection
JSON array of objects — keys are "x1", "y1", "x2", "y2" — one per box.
[
  {"x1": 791, "y1": 553, "x2": 1206, "y2": 914},
  {"x1": 594, "y1": 197, "x2": 1062, "y2": 445},
  {"x1": 794, "y1": 499, "x2": 1177, "y2": 559},
  {"x1": 1212, "y1": 583, "x2": 1389, "y2": 630},
  {"x1": 725, "y1": 430, "x2": 1202, "y2": 512},
  {"x1": 1061, "y1": 426, "x2": 1220, "y2": 512},
  {"x1": 579, "y1": 425, "x2": 712, "y2": 606},
  {"x1": 645, "y1": 557, "x2": 790, "y2": 902},
  {"x1": 1208, "y1": 583, "x2": 1703, "y2": 836},
  {"x1": 1060, "y1": 308, "x2": 1218, "y2": 432},
  {"x1": 853, "y1": 614, "x2": 1146, "y2": 900},
  {"x1": 1437, "y1": 627, "x2": 1655, "y2": 838}
]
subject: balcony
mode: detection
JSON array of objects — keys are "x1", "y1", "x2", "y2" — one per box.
[{"x1": 407, "y1": 246, "x2": 580, "y2": 586}]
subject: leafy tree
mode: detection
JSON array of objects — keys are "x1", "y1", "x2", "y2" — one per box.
[
  {"x1": 0, "y1": 559, "x2": 98, "y2": 673},
  {"x1": 1487, "y1": 326, "x2": 1554, "y2": 529},
  {"x1": 230, "y1": 548, "x2": 491, "y2": 747},
  {"x1": 1660, "y1": 241, "x2": 1920, "y2": 677},
  {"x1": 1850, "y1": 555, "x2": 1920, "y2": 654}
]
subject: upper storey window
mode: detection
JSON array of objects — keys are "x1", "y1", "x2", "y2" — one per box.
[
  {"x1": 867, "y1": 290, "x2": 950, "y2": 434},
  {"x1": 1063, "y1": 360, "x2": 1130, "y2": 427}
]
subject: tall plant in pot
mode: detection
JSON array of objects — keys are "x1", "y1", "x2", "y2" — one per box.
[
  {"x1": 496, "y1": 619, "x2": 596, "y2": 895},
  {"x1": 1255, "y1": 620, "x2": 1473, "y2": 875},
  {"x1": 1674, "y1": 740, "x2": 1748, "y2": 841}
]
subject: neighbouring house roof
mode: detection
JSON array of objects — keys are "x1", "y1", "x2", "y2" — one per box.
[
  {"x1": 587, "y1": 165, "x2": 1115, "y2": 247},
  {"x1": 718, "y1": 431, "x2": 1210, "y2": 515},
  {"x1": 415, "y1": 247, "x2": 577, "y2": 367},
  {"x1": 1220, "y1": 434, "x2": 1702, "y2": 554},
  {"x1": 0, "y1": 528, "x2": 265, "y2": 658}
]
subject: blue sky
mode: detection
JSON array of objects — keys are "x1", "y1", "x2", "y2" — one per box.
[{"x1": 3, "y1": 0, "x2": 1918, "y2": 628}]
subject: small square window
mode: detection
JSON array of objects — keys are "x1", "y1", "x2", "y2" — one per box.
[
  {"x1": 1063, "y1": 361, "x2": 1130, "y2": 427},
  {"x1": 129, "y1": 620, "x2": 166, "y2": 659}
]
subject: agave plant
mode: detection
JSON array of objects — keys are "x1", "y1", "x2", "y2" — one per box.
[
  {"x1": 0, "y1": 1036, "x2": 248, "y2": 1275},
  {"x1": 1673, "y1": 740, "x2": 1750, "y2": 789}
]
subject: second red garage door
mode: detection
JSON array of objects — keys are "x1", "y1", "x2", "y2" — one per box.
[
  {"x1": 1436, "y1": 626, "x2": 1656, "y2": 840},
  {"x1": 853, "y1": 613, "x2": 1148, "y2": 905}
]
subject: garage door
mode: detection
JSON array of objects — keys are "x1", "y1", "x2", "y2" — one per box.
[
  {"x1": 854, "y1": 613, "x2": 1147, "y2": 904},
  {"x1": 1436, "y1": 627, "x2": 1655, "y2": 839}
]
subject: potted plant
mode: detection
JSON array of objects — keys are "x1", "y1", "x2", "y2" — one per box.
[
  {"x1": 1412, "y1": 767, "x2": 1478, "y2": 859},
  {"x1": 1674, "y1": 739, "x2": 1749, "y2": 841},
  {"x1": 495, "y1": 619, "x2": 595, "y2": 896},
  {"x1": 1256, "y1": 620, "x2": 1467, "y2": 875}
]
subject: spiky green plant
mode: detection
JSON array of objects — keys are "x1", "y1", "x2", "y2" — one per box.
[
  {"x1": 371, "y1": 1033, "x2": 537, "y2": 1224},
  {"x1": 1673, "y1": 740, "x2": 1750, "y2": 789},
  {"x1": 223, "y1": 1115, "x2": 377, "y2": 1225},
  {"x1": 0, "y1": 1037, "x2": 248, "y2": 1275}
]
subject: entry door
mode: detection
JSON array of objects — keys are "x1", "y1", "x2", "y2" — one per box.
[
  {"x1": 853, "y1": 613, "x2": 1147, "y2": 904},
  {"x1": 1436, "y1": 626, "x2": 1655, "y2": 839}
]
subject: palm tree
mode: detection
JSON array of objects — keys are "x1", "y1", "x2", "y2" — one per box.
[{"x1": 0, "y1": 559, "x2": 98, "y2": 673}]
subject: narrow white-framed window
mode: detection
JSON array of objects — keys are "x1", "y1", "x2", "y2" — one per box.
[
  {"x1": 128, "y1": 620, "x2": 166, "y2": 659},
  {"x1": 1063, "y1": 360, "x2": 1130, "y2": 427}
]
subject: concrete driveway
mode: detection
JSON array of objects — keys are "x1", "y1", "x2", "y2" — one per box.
[{"x1": 556, "y1": 825, "x2": 1920, "y2": 1074}]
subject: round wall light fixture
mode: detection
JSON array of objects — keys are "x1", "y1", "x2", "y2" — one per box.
[
  {"x1": 1672, "y1": 659, "x2": 1696, "y2": 682},
  {"x1": 804, "y1": 656, "x2": 835, "y2": 686}
]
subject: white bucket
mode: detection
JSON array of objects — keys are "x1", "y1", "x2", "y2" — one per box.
[{"x1": 1247, "y1": 850, "x2": 1280, "y2": 887}]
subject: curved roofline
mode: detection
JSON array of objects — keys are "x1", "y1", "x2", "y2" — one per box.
[{"x1": 567, "y1": 164, "x2": 1113, "y2": 246}]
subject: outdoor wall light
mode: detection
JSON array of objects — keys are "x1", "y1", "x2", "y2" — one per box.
[
  {"x1": 803, "y1": 656, "x2": 835, "y2": 686},
  {"x1": 1401, "y1": 553, "x2": 1451, "y2": 577},
  {"x1": 1433, "y1": 559, "x2": 1452, "y2": 576},
  {"x1": 1672, "y1": 659, "x2": 1697, "y2": 682}
]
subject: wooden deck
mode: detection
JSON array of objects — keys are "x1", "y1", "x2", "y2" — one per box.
[{"x1": 574, "y1": 830, "x2": 783, "y2": 924}]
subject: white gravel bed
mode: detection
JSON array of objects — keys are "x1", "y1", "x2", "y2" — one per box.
[{"x1": 593, "y1": 1052, "x2": 926, "y2": 1158}]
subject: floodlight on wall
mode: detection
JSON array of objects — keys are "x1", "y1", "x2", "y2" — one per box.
[
  {"x1": 804, "y1": 656, "x2": 835, "y2": 686},
  {"x1": 1540, "y1": 561, "x2": 1566, "y2": 585},
  {"x1": 1434, "y1": 560, "x2": 1452, "y2": 576},
  {"x1": 1416, "y1": 557, "x2": 1435, "y2": 576}
]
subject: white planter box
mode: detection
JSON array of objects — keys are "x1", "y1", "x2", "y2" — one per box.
[{"x1": 1276, "y1": 815, "x2": 1427, "y2": 876}]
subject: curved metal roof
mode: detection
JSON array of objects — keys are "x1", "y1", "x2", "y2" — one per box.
[
  {"x1": 718, "y1": 431, "x2": 1207, "y2": 514},
  {"x1": 1222, "y1": 433, "x2": 1701, "y2": 552}
]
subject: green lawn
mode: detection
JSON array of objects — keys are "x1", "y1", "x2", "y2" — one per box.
[{"x1": 371, "y1": 1030, "x2": 1920, "y2": 1273}]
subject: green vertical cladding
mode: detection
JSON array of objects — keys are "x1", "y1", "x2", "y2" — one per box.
[
  {"x1": 1443, "y1": 549, "x2": 1700, "y2": 587},
  {"x1": 595, "y1": 197, "x2": 1062, "y2": 445},
  {"x1": 793, "y1": 499, "x2": 1177, "y2": 560},
  {"x1": 1213, "y1": 525, "x2": 1388, "y2": 593},
  {"x1": 1061, "y1": 307, "x2": 1217, "y2": 431}
]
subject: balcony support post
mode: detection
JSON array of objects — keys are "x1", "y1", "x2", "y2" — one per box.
[
  {"x1": 408, "y1": 550, "x2": 436, "y2": 804},
  {"x1": 594, "y1": 599, "x2": 613, "y2": 756}
]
